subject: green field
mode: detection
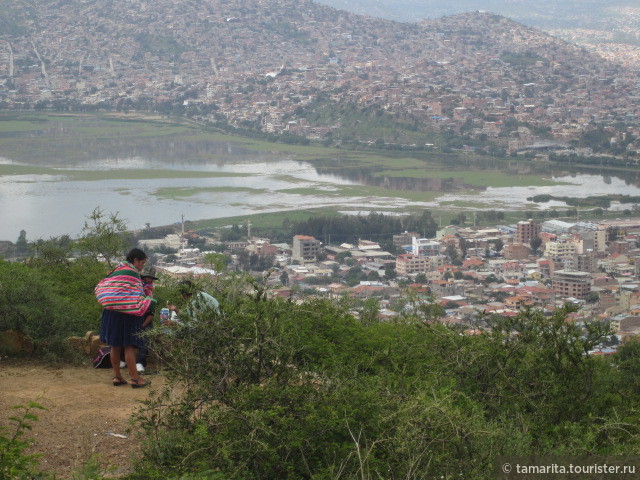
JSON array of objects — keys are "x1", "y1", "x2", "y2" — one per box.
[
  {"x1": 190, "y1": 208, "x2": 343, "y2": 231},
  {"x1": 155, "y1": 186, "x2": 269, "y2": 201},
  {"x1": 277, "y1": 184, "x2": 442, "y2": 202},
  {"x1": 373, "y1": 169, "x2": 567, "y2": 187}
]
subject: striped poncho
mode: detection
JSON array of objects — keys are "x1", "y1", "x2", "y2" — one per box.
[{"x1": 95, "y1": 262, "x2": 156, "y2": 316}]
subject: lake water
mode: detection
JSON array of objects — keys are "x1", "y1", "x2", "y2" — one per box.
[{"x1": 3, "y1": 129, "x2": 640, "y2": 242}]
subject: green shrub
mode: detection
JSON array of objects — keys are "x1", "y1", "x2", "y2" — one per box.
[
  {"x1": 132, "y1": 275, "x2": 640, "y2": 479},
  {"x1": 0, "y1": 259, "x2": 104, "y2": 358},
  {"x1": 0, "y1": 401, "x2": 46, "y2": 478}
]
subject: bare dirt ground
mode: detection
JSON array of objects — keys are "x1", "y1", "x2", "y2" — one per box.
[{"x1": 0, "y1": 360, "x2": 162, "y2": 478}]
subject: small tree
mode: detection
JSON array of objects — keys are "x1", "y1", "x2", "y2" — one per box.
[
  {"x1": 15, "y1": 230, "x2": 28, "y2": 256},
  {"x1": 530, "y1": 237, "x2": 542, "y2": 254},
  {"x1": 30, "y1": 235, "x2": 73, "y2": 266},
  {"x1": 384, "y1": 262, "x2": 397, "y2": 280},
  {"x1": 335, "y1": 251, "x2": 352, "y2": 263},
  {"x1": 77, "y1": 208, "x2": 129, "y2": 267},
  {"x1": 586, "y1": 291, "x2": 600, "y2": 304},
  {"x1": 415, "y1": 273, "x2": 428, "y2": 284},
  {"x1": 203, "y1": 253, "x2": 229, "y2": 273}
]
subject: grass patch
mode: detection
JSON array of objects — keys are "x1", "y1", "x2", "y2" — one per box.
[
  {"x1": 0, "y1": 119, "x2": 51, "y2": 134},
  {"x1": 439, "y1": 199, "x2": 493, "y2": 209},
  {"x1": 332, "y1": 184, "x2": 441, "y2": 202},
  {"x1": 373, "y1": 169, "x2": 567, "y2": 188},
  {"x1": 276, "y1": 186, "x2": 341, "y2": 195},
  {"x1": 274, "y1": 184, "x2": 441, "y2": 202},
  {"x1": 72, "y1": 124, "x2": 188, "y2": 138},
  {"x1": 225, "y1": 137, "x2": 338, "y2": 157},
  {"x1": 271, "y1": 174, "x2": 318, "y2": 184},
  {"x1": 190, "y1": 208, "x2": 343, "y2": 231},
  {"x1": 154, "y1": 186, "x2": 268, "y2": 200},
  {"x1": 354, "y1": 156, "x2": 427, "y2": 169}
]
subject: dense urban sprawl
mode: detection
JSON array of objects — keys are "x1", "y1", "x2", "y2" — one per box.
[
  {"x1": 132, "y1": 217, "x2": 640, "y2": 355},
  {"x1": 1, "y1": 0, "x2": 639, "y2": 154}
]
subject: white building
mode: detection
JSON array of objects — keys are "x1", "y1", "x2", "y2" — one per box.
[{"x1": 412, "y1": 237, "x2": 440, "y2": 257}]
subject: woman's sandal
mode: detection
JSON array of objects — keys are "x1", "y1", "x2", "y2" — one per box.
[
  {"x1": 130, "y1": 378, "x2": 149, "y2": 389},
  {"x1": 112, "y1": 377, "x2": 128, "y2": 386}
]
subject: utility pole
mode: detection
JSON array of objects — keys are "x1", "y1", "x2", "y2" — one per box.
[
  {"x1": 181, "y1": 214, "x2": 185, "y2": 252},
  {"x1": 247, "y1": 219, "x2": 252, "y2": 239}
]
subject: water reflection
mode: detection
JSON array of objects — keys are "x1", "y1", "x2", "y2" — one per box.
[
  {"x1": 316, "y1": 160, "x2": 640, "y2": 193},
  {"x1": 5, "y1": 121, "x2": 272, "y2": 166},
  {"x1": 315, "y1": 167, "x2": 487, "y2": 192},
  {"x1": 4, "y1": 119, "x2": 640, "y2": 242}
]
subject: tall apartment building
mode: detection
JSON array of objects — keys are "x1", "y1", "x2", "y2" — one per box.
[
  {"x1": 580, "y1": 229, "x2": 607, "y2": 252},
  {"x1": 396, "y1": 253, "x2": 431, "y2": 276},
  {"x1": 552, "y1": 270, "x2": 592, "y2": 300},
  {"x1": 291, "y1": 235, "x2": 321, "y2": 263},
  {"x1": 516, "y1": 219, "x2": 541, "y2": 245},
  {"x1": 611, "y1": 241, "x2": 631, "y2": 255},
  {"x1": 573, "y1": 251, "x2": 597, "y2": 273},
  {"x1": 545, "y1": 240, "x2": 576, "y2": 261}
]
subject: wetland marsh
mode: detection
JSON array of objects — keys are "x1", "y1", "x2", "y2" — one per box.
[{"x1": 1, "y1": 113, "x2": 640, "y2": 241}]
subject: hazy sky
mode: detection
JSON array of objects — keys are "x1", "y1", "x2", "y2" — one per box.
[{"x1": 314, "y1": 0, "x2": 637, "y2": 29}]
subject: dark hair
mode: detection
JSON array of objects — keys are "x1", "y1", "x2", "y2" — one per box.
[{"x1": 126, "y1": 248, "x2": 147, "y2": 263}]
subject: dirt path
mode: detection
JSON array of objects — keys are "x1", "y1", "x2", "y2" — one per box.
[{"x1": 0, "y1": 360, "x2": 162, "y2": 478}]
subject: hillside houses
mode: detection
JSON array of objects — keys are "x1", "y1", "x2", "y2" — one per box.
[{"x1": 1, "y1": 3, "x2": 639, "y2": 152}]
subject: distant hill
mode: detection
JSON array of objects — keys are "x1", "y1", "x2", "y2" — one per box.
[
  {"x1": 316, "y1": 0, "x2": 640, "y2": 69},
  {"x1": 314, "y1": 0, "x2": 639, "y2": 29},
  {"x1": 0, "y1": 0, "x2": 638, "y2": 152}
]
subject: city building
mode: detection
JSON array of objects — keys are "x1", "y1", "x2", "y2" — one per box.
[
  {"x1": 552, "y1": 269, "x2": 592, "y2": 299},
  {"x1": 516, "y1": 219, "x2": 541, "y2": 244},
  {"x1": 611, "y1": 241, "x2": 631, "y2": 255},
  {"x1": 393, "y1": 232, "x2": 419, "y2": 247},
  {"x1": 503, "y1": 243, "x2": 531, "y2": 260},
  {"x1": 573, "y1": 251, "x2": 597, "y2": 273},
  {"x1": 545, "y1": 240, "x2": 576, "y2": 261},
  {"x1": 292, "y1": 235, "x2": 322, "y2": 263},
  {"x1": 396, "y1": 253, "x2": 431, "y2": 276},
  {"x1": 580, "y1": 229, "x2": 607, "y2": 252},
  {"x1": 412, "y1": 237, "x2": 440, "y2": 257}
]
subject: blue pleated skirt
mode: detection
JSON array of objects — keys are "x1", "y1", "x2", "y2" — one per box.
[{"x1": 99, "y1": 309, "x2": 143, "y2": 347}]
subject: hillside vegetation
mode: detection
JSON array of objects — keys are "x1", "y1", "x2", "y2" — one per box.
[{"x1": 3, "y1": 216, "x2": 640, "y2": 479}]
